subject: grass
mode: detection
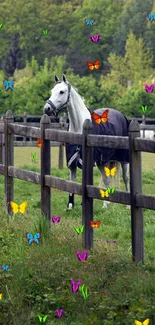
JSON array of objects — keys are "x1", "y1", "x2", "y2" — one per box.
[{"x1": 1, "y1": 147, "x2": 155, "y2": 325}]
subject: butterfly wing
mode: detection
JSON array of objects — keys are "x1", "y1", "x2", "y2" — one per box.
[
  {"x1": 144, "y1": 84, "x2": 149, "y2": 92},
  {"x1": 79, "y1": 225, "x2": 84, "y2": 233},
  {"x1": 94, "y1": 59, "x2": 100, "y2": 69},
  {"x1": 104, "y1": 167, "x2": 110, "y2": 177},
  {"x1": 83, "y1": 250, "x2": 88, "y2": 260},
  {"x1": 74, "y1": 227, "x2": 80, "y2": 234},
  {"x1": 34, "y1": 232, "x2": 41, "y2": 244},
  {"x1": 43, "y1": 315, "x2": 48, "y2": 322},
  {"x1": 38, "y1": 315, "x2": 42, "y2": 322},
  {"x1": 99, "y1": 189, "x2": 105, "y2": 197},
  {"x1": 111, "y1": 167, "x2": 117, "y2": 176},
  {"x1": 87, "y1": 61, "x2": 95, "y2": 70},
  {"x1": 10, "y1": 201, "x2": 19, "y2": 214},
  {"x1": 26, "y1": 233, "x2": 33, "y2": 245},
  {"x1": 90, "y1": 19, "x2": 94, "y2": 26},
  {"x1": 89, "y1": 34, "x2": 95, "y2": 42},
  {"x1": 91, "y1": 112, "x2": 101, "y2": 124},
  {"x1": 3, "y1": 80, "x2": 8, "y2": 90},
  {"x1": 101, "y1": 109, "x2": 109, "y2": 123},
  {"x1": 56, "y1": 216, "x2": 61, "y2": 223},
  {"x1": 96, "y1": 221, "x2": 100, "y2": 228},
  {"x1": 85, "y1": 19, "x2": 89, "y2": 25},
  {"x1": 150, "y1": 84, "x2": 155, "y2": 92},
  {"x1": 76, "y1": 251, "x2": 82, "y2": 261},
  {"x1": 143, "y1": 319, "x2": 150, "y2": 325},
  {"x1": 19, "y1": 201, "x2": 28, "y2": 214},
  {"x1": 111, "y1": 187, "x2": 116, "y2": 194},
  {"x1": 9, "y1": 80, "x2": 14, "y2": 88},
  {"x1": 90, "y1": 220, "x2": 95, "y2": 228}
]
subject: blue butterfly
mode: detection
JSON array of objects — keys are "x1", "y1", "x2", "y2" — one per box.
[
  {"x1": 147, "y1": 13, "x2": 155, "y2": 22},
  {"x1": 3, "y1": 80, "x2": 14, "y2": 91},
  {"x1": 1, "y1": 264, "x2": 9, "y2": 271},
  {"x1": 85, "y1": 19, "x2": 94, "y2": 26},
  {"x1": 26, "y1": 232, "x2": 41, "y2": 245}
]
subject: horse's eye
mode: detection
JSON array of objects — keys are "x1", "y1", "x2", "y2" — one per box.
[{"x1": 60, "y1": 91, "x2": 64, "y2": 94}]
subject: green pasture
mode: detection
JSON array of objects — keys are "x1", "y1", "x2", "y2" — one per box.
[{"x1": 1, "y1": 147, "x2": 155, "y2": 325}]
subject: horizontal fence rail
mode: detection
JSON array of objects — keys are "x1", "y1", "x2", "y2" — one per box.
[{"x1": 0, "y1": 111, "x2": 155, "y2": 263}]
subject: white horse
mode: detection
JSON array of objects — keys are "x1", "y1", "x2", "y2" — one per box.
[{"x1": 43, "y1": 74, "x2": 129, "y2": 209}]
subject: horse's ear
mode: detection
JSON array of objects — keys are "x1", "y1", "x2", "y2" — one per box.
[
  {"x1": 55, "y1": 75, "x2": 60, "y2": 82},
  {"x1": 62, "y1": 74, "x2": 67, "y2": 83}
]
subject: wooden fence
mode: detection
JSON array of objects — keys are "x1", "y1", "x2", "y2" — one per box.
[{"x1": 0, "y1": 110, "x2": 155, "y2": 263}]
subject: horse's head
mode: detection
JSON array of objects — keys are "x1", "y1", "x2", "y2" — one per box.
[{"x1": 43, "y1": 74, "x2": 71, "y2": 116}]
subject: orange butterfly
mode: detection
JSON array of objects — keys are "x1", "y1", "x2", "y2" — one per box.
[
  {"x1": 87, "y1": 59, "x2": 100, "y2": 70},
  {"x1": 91, "y1": 109, "x2": 109, "y2": 124},
  {"x1": 90, "y1": 220, "x2": 100, "y2": 228},
  {"x1": 37, "y1": 138, "x2": 42, "y2": 148}
]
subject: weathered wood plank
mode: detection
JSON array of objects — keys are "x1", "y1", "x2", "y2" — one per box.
[
  {"x1": 0, "y1": 164, "x2": 4, "y2": 174},
  {"x1": 140, "y1": 124, "x2": 155, "y2": 130},
  {"x1": 45, "y1": 175, "x2": 82, "y2": 195},
  {"x1": 58, "y1": 143, "x2": 64, "y2": 169},
  {"x1": 13, "y1": 141, "x2": 61, "y2": 147},
  {"x1": 87, "y1": 186, "x2": 130, "y2": 205},
  {"x1": 82, "y1": 119, "x2": 94, "y2": 249},
  {"x1": 45, "y1": 129, "x2": 83, "y2": 145},
  {"x1": 134, "y1": 138, "x2": 155, "y2": 153},
  {"x1": 40, "y1": 114, "x2": 51, "y2": 221},
  {"x1": 129, "y1": 119, "x2": 144, "y2": 263},
  {"x1": 87, "y1": 134, "x2": 129, "y2": 149},
  {"x1": 136, "y1": 194, "x2": 155, "y2": 210},
  {"x1": 8, "y1": 166, "x2": 41, "y2": 183},
  {"x1": 4, "y1": 111, "x2": 14, "y2": 215},
  {"x1": 9, "y1": 123, "x2": 41, "y2": 138},
  {"x1": 0, "y1": 122, "x2": 4, "y2": 133}
]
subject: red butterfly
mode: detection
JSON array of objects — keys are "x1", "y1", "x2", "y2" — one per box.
[
  {"x1": 37, "y1": 138, "x2": 42, "y2": 148},
  {"x1": 90, "y1": 220, "x2": 100, "y2": 228},
  {"x1": 91, "y1": 109, "x2": 109, "y2": 124},
  {"x1": 87, "y1": 59, "x2": 100, "y2": 70}
]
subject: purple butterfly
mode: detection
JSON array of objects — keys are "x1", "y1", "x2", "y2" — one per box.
[
  {"x1": 144, "y1": 84, "x2": 155, "y2": 93},
  {"x1": 71, "y1": 280, "x2": 82, "y2": 293},
  {"x1": 76, "y1": 250, "x2": 88, "y2": 262},
  {"x1": 51, "y1": 216, "x2": 61, "y2": 223},
  {"x1": 89, "y1": 34, "x2": 101, "y2": 42},
  {"x1": 56, "y1": 309, "x2": 63, "y2": 318}
]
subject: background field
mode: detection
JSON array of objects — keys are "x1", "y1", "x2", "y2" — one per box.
[{"x1": 1, "y1": 147, "x2": 155, "y2": 325}]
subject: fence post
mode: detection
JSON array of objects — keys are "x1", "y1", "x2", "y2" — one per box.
[
  {"x1": 23, "y1": 112, "x2": 27, "y2": 142},
  {"x1": 82, "y1": 119, "x2": 94, "y2": 249},
  {"x1": 0, "y1": 116, "x2": 4, "y2": 164},
  {"x1": 4, "y1": 110, "x2": 14, "y2": 214},
  {"x1": 142, "y1": 114, "x2": 145, "y2": 138},
  {"x1": 129, "y1": 119, "x2": 144, "y2": 263},
  {"x1": 40, "y1": 114, "x2": 51, "y2": 222},
  {"x1": 58, "y1": 117, "x2": 65, "y2": 169}
]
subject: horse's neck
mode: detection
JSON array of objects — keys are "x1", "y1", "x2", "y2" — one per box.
[{"x1": 68, "y1": 88, "x2": 91, "y2": 133}]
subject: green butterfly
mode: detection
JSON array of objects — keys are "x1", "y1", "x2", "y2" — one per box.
[
  {"x1": 43, "y1": 30, "x2": 48, "y2": 35},
  {"x1": 31, "y1": 152, "x2": 36, "y2": 162},
  {"x1": 107, "y1": 187, "x2": 116, "y2": 194},
  {"x1": 79, "y1": 284, "x2": 88, "y2": 299},
  {"x1": 38, "y1": 315, "x2": 48, "y2": 322},
  {"x1": 0, "y1": 24, "x2": 3, "y2": 29},
  {"x1": 74, "y1": 225, "x2": 84, "y2": 234},
  {"x1": 141, "y1": 105, "x2": 147, "y2": 113}
]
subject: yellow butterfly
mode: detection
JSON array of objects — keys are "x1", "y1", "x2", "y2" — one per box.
[
  {"x1": 10, "y1": 201, "x2": 28, "y2": 214},
  {"x1": 99, "y1": 189, "x2": 109, "y2": 198},
  {"x1": 135, "y1": 319, "x2": 150, "y2": 325},
  {"x1": 0, "y1": 293, "x2": 2, "y2": 299},
  {"x1": 104, "y1": 166, "x2": 117, "y2": 177}
]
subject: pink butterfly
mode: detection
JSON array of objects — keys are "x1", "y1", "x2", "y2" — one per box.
[
  {"x1": 89, "y1": 34, "x2": 101, "y2": 42},
  {"x1": 144, "y1": 84, "x2": 155, "y2": 93},
  {"x1": 71, "y1": 280, "x2": 82, "y2": 293},
  {"x1": 56, "y1": 309, "x2": 63, "y2": 318},
  {"x1": 76, "y1": 250, "x2": 88, "y2": 261},
  {"x1": 51, "y1": 216, "x2": 61, "y2": 223}
]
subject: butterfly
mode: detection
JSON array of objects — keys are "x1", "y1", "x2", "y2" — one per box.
[
  {"x1": 37, "y1": 138, "x2": 42, "y2": 148},
  {"x1": 134, "y1": 319, "x2": 150, "y2": 325},
  {"x1": 141, "y1": 105, "x2": 147, "y2": 113},
  {"x1": 74, "y1": 225, "x2": 84, "y2": 234},
  {"x1": 10, "y1": 201, "x2": 28, "y2": 214},
  {"x1": 26, "y1": 232, "x2": 41, "y2": 245},
  {"x1": 1, "y1": 264, "x2": 9, "y2": 271},
  {"x1": 90, "y1": 220, "x2": 100, "y2": 228},
  {"x1": 79, "y1": 284, "x2": 88, "y2": 299},
  {"x1": 91, "y1": 109, "x2": 109, "y2": 124},
  {"x1": 56, "y1": 309, "x2": 63, "y2": 318},
  {"x1": 0, "y1": 24, "x2": 3, "y2": 29},
  {"x1": 43, "y1": 30, "x2": 48, "y2": 35},
  {"x1": 31, "y1": 152, "x2": 36, "y2": 162},
  {"x1": 107, "y1": 187, "x2": 116, "y2": 194},
  {"x1": 144, "y1": 84, "x2": 155, "y2": 93},
  {"x1": 0, "y1": 293, "x2": 2, "y2": 300},
  {"x1": 76, "y1": 250, "x2": 88, "y2": 262},
  {"x1": 85, "y1": 19, "x2": 94, "y2": 26},
  {"x1": 3, "y1": 80, "x2": 14, "y2": 91},
  {"x1": 147, "y1": 13, "x2": 155, "y2": 22},
  {"x1": 99, "y1": 189, "x2": 109, "y2": 198},
  {"x1": 51, "y1": 216, "x2": 61, "y2": 223},
  {"x1": 104, "y1": 166, "x2": 117, "y2": 177},
  {"x1": 87, "y1": 59, "x2": 100, "y2": 70},
  {"x1": 71, "y1": 280, "x2": 82, "y2": 293},
  {"x1": 38, "y1": 315, "x2": 48, "y2": 323},
  {"x1": 89, "y1": 34, "x2": 101, "y2": 42}
]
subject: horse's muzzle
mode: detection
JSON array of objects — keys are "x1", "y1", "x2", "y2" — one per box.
[{"x1": 43, "y1": 105, "x2": 53, "y2": 116}]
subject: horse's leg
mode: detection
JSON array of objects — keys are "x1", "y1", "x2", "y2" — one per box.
[
  {"x1": 98, "y1": 163, "x2": 111, "y2": 208},
  {"x1": 67, "y1": 167, "x2": 77, "y2": 210},
  {"x1": 121, "y1": 162, "x2": 129, "y2": 191}
]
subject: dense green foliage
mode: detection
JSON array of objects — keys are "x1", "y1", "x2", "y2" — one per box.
[{"x1": 0, "y1": 0, "x2": 155, "y2": 116}]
